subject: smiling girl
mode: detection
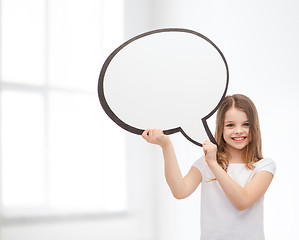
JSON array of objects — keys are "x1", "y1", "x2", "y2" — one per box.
[{"x1": 142, "y1": 94, "x2": 275, "y2": 240}]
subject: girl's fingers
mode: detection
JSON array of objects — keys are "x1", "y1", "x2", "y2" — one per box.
[
  {"x1": 142, "y1": 128, "x2": 165, "y2": 144},
  {"x1": 142, "y1": 129, "x2": 156, "y2": 143},
  {"x1": 141, "y1": 129, "x2": 148, "y2": 138},
  {"x1": 202, "y1": 140, "x2": 217, "y2": 153},
  {"x1": 142, "y1": 129, "x2": 150, "y2": 141}
]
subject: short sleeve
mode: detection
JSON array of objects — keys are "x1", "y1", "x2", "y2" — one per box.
[
  {"x1": 254, "y1": 158, "x2": 276, "y2": 176},
  {"x1": 192, "y1": 156, "x2": 206, "y2": 175}
]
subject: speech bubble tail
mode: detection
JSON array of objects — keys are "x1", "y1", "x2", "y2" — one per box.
[
  {"x1": 202, "y1": 119, "x2": 219, "y2": 148},
  {"x1": 180, "y1": 119, "x2": 218, "y2": 147}
]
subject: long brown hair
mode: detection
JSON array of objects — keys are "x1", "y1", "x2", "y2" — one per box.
[{"x1": 215, "y1": 94, "x2": 263, "y2": 171}]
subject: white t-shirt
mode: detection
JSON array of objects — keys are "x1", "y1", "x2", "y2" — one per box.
[{"x1": 193, "y1": 157, "x2": 276, "y2": 240}]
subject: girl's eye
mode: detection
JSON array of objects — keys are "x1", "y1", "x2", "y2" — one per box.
[
  {"x1": 243, "y1": 123, "x2": 250, "y2": 127},
  {"x1": 226, "y1": 124, "x2": 234, "y2": 127}
]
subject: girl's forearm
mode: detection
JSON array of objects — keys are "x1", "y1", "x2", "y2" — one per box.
[
  {"x1": 209, "y1": 163, "x2": 248, "y2": 210},
  {"x1": 161, "y1": 142, "x2": 186, "y2": 198},
  {"x1": 141, "y1": 129, "x2": 193, "y2": 199}
]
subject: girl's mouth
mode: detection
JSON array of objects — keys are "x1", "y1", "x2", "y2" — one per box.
[{"x1": 232, "y1": 137, "x2": 247, "y2": 142}]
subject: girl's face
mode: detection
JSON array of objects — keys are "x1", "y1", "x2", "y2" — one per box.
[{"x1": 223, "y1": 107, "x2": 250, "y2": 151}]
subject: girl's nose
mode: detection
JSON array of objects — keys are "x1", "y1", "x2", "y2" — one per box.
[{"x1": 234, "y1": 126, "x2": 244, "y2": 134}]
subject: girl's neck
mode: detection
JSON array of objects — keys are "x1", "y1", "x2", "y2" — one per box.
[{"x1": 227, "y1": 146, "x2": 245, "y2": 164}]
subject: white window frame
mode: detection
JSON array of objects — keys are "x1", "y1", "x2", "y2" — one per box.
[{"x1": 0, "y1": 0, "x2": 127, "y2": 224}]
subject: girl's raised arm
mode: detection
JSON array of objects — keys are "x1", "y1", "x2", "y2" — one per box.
[
  {"x1": 142, "y1": 129, "x2": 202, "y2": 199},
  {"x1": 203, "y1": 140, "x2": 274, "y2": 211}
]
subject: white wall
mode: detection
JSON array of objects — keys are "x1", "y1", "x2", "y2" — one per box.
[{"x1": 137, "y1": 0, "x2": 299, "y2": 239}]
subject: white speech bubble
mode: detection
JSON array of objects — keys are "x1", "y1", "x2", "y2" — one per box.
[{"x1": 98, "y1": 28, "x2": 229, "y2": 146}]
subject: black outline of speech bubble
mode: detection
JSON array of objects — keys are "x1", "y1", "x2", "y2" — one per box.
[{"x1": 98, "y1": 28, "x2": 229, "y2": 147}]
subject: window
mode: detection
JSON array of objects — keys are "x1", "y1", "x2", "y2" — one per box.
[{"x1": 0, "y1": 0, "x2": 126, "y2": 218}]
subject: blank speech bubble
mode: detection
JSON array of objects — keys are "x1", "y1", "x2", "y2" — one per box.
[{"x1": 98, "y1": 28, "x2": 229, "y2": 147}]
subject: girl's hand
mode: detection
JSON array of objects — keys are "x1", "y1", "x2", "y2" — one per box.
[
  {"x1": 142, "y1": 129, "x2": 171, "y2": 148},
  {"x1": 202, "y1": 140, "x2": 218, "y2": 168}
]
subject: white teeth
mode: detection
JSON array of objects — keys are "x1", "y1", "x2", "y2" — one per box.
[{"x1": 233, "y1": 137, "x2": 245, "y2": 140}]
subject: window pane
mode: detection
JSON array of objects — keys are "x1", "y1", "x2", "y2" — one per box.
[
  {"x1": 0, "y1": 0, "x2": 127, "y2": 216},
  {"x1": 48, "y1": 0, "x2": 124, "y2": 91},
  {"x1": 1, "y1": 0, "x2": 45, "y2": 84},
  {"x1": 48, "y1": 91, "x2": 126, "y2": 212},
  {"x1": 101, "y1": 0, "x2": 125, "y2": 57},
  {"x1": 1, "y1": 91, "x2": 46, "y2": 207}
]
